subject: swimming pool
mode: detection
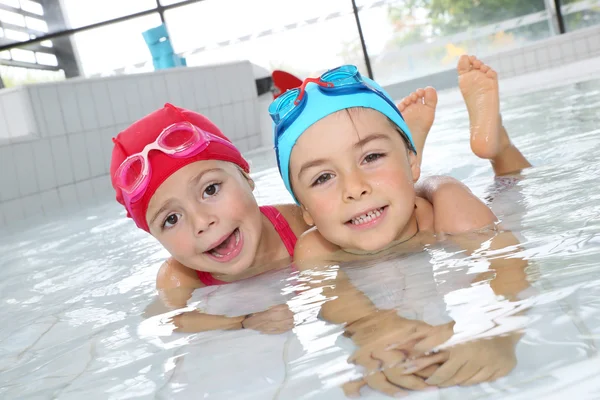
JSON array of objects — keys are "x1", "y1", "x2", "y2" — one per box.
[{"x1": 1, "y1": 79, "x2": 599, "y2": 399}]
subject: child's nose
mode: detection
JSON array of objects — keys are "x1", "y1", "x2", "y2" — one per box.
[
  {"x1": 193, "y1": 212, "x2": 217, "y2": 236},
  {"x1": 342, "y1": 173, "x2": 371, "y2": 202}
]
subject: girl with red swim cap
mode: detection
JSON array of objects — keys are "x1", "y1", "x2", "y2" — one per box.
[{"x1": 111, "y1": 103, "x2": 310, "y2": 333}]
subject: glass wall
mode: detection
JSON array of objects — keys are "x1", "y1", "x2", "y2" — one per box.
[
  {"x1": 560, "y1": 0, "x2": 600, "y2": 32},
  {"x1": 165, "y1": 0, "x2": 367, "y2": 78},
  {"x1": 0, "y1": 0, "x2": 598, "y2": 88}
]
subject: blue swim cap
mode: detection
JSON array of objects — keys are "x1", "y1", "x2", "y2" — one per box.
[{"x1": 273, "y1": 77, "x2": 415, "y2": 203}]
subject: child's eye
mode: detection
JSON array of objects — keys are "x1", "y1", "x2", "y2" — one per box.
[
  {"x1": 163, "y1": 213, "x2": 182, "y2": 229},
  {"x1": 312, "y1": 173, "x2": 333, "y2": 186},
  {"x1": 202, "y1": 183, "x2": 221, "y2": 199},
  {"x1": 363, "y1": 153, "x2": 385, "y2": 163}
]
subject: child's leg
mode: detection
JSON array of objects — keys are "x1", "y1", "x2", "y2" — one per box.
[
  {"x1": 457, "y1": 55, "x2": 532, "y2": 176},
  {"x1": 397, "y1": 86, "x2": 438, "y2": 168}
]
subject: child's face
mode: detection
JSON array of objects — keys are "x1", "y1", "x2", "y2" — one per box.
[
  {"x1": 146, "y1": 160, "x2": 263, "y2": 275},
  {"x1": 289, "y1": 108, "x2": 420, "y2": 252}
]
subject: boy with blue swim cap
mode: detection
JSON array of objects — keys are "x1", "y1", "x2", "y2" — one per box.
[{"x1": 270, "y1": 55, "x2": 531, "y2": 396}]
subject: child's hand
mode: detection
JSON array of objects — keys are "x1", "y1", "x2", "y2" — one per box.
[
  {"x1": 242, "y1": 304, "x2": 294, "y2": 334},
  {"x1": 344, "y1": 311, "x2": 440, "y2": 396},
  {"x1": 402, "y1": 333, "x2": 519, "y2": 387}
]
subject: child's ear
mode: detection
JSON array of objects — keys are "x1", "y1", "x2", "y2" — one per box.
[
  {"x1": 301, "y1": 205, "x2": 315, "y2": 227},
  {"x1": 408, "y1": 151, "x2": 421, "y2": 183}
]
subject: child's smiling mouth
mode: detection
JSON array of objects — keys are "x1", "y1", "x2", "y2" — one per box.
[
  {"x1": 346, "y1": 206, "x2": 388, "y2": 229},
  {"x1": 205, "y1": 228, "x2": 243, "y2": 262}
]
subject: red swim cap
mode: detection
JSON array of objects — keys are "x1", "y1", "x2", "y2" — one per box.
[
  {"x1": 110, "y1": 103, "x2": 250, "y2": 232},
  {"x1": 272, "y1": 70, "x2": 302, "y2": 99}
]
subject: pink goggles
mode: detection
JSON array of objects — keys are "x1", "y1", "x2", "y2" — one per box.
[{"x1": 114, "y1": 121, "x2": 239, "y2": 209}]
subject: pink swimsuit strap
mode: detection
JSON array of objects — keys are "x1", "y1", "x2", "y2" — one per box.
[{"x1": 196, "y1": 205, "x2": 297, "y2": 286}]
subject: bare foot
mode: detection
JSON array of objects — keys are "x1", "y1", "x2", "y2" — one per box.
[
  {"x1": 457, "y1": 55, "x2": 510, "y2": 159},
  {"x1": 397, "y1": 86, "x2": 438, "y2": 166}
]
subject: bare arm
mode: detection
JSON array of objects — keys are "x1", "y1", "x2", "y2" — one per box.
[
  {"x1": 415, "y1": 175, "x2": 497, "y2": 234},
  {"x1": 153, "y1": 258, "x2": 247, "y2": 332}
]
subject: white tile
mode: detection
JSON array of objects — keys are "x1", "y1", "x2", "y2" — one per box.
[
  {"x1": 85, "y1": 131, "x2": 107, "y2": 177},
  {"x1": 68, "y1": 133, "x2": 91, "y2": 182},
  {"x1": 0, "y1": 145, "x2": 19, "y2": 201},
  {"x1": 123, "y1": 80, "x2": 143, "y2": 122},
  {"x1": 236, "y1": 137, "x2": 250, "y2": 153},
  {"x1": 524, "y1": 50, "x2": 537, "y2": 71},
  {"x1": 574, "y1": 38, "x2": 589, "y2": 59},
  {"x1": 192, "y1": 71, "x2": 209, "y2": 108},
  {"x1": 40, "y1": 189, "x2": 61, "y2": 215},
  {"x1": 215, "y1": 65, "x2": 234, "y2": 105},
  {"x1": 249, "y1": 135, "x2": 262, "y2": 151},
  {"x1": 1, "y1": 198, "x2": 24, "y2": 222},
  {"x1": 107, "y1": 79, "x2": 130, "y2": 125},
  {"x1": 2, "y1": 89, "x2": 35, "y2": 140},
  {"x1": 26, "y1": 86, "x2": 45, "y2": 137},
  {"x1": 21, "y1": 193, "x2": 44, "y2": 219},
  {"x1": 137, "y1": 76, "x2": 157, "y2": 117},
  {"x1": 57, "y1": 84, "x2": 83, "y2": 134},
  {"x1": 32, "y1": 139, "x2": 57, "y2": 192},
  {"x1": 560, "y1": 42, "x2": 575, "y2": 60},
  {"x1": 220, "y1": 104, "x2": 235, "y2": 139},
  {"x1": 165, "y1": 73, "x2": 185, "y2": 107},
  {"x1": 588, "y1": 35, "x2": 600, "y2": 55},
  {"x1": 535, "y1": 47, "x2": 550, "y2": 68},
  {"x1": 207, "y1": 106, "x2": 225, "y2": 131},
  {"x1": 74, "y1": 83, "x2": 99, "y2": 132},
  {"x1": 90, "y1": 81, "x2": 115, "y2": 128},
  {"x1": 238, "y1": 62, "x2": 257, "y2": 100},
  {"x1": 58, "y1": 184, "x2": 78, "y2": 208},
  {"x1": 37, "y1": 86, "x2": 66, "y2": 137},
  {"x1": 13, "y1": 142, "x2": 38, "y2": 196},
  {"x1": 90, "y1": 176, "x2": 113, "y2": 201},
  {"x1": 548, "y1": 44, "x2": 562, "y2": 61},
  {"x1": 0, "y1": 99, "x2": 10, "y2": 140},
  {"x1": 50, "y1": 136, "x2": 74, "y2": 186},
  {"x1": 100, "y1": 128, "x2": 116, "y2": 170},
  {"x1": 178, "y1": 72, "x2": 197, "y2": 111},
  {"x1": 151, "y1": 75, "x2": 169, "y2": 108},
  {"x1": 232, "y1": 102, "x2": 247, "y2": 139},
  {"x1": 204, "y1": 69, "x2": 221, "y2": 107},
  {"x1": 248, "y1": 101, "x2": 261, "y2": 136},
  {"x1": 510, "y1": 53, "x2": 526, "y2": 72},
  {"x1": 75, "y1": 180, "x2": 95, "y2": 207}
]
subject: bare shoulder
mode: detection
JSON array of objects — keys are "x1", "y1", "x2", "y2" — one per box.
[
  {"x1": 273, "y1": 204, "x2": 311, "y2": 237},
  {"x1": 156, "y1": 257, "x2": 205, "y2": 290},
  {"x1": 425, "y1": 178, "x2": 497, "y2": 234},
  {"x1": 293, "y1": 227, "x2": 340, "y2": 269},
  {"x1": 415, "y1": 196, "x2": 435, "y2": 232}
]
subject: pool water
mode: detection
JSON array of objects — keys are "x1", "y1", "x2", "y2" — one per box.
[{"x1": 1, "y1": 79, "x2": 600, "y2": 399}]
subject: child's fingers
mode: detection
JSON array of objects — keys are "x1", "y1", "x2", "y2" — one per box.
[
  {"x1": 489, "y1": 365, "x2": 514, "y2": 381},
  {"x1": 414, "y1": 364, "x2": 441, "y2": 379},
  {"x1": 399, "y1": 352, "x2": 449, "y2": 375},
  {"x1": 424, "y1": 358, "x2": 466, "y2": 386},
  {"x1": 342, "y1": 378, "x2": 366, "y2": 398},
  {"x1": 382, "y1": 370, "x2": 432, "y2": 391},
  {"x1": 371, "y1": 348, "x2": 408, "y2": 369},
  {"x1": 437, "y1": 362, "x2": 482, "y2": 387},
  {"x1": 459, "y1": 367, "x2": 496, "y2": 386},
  {"x1": 365, "y1": 372, "x2": 407, "y2": 397}
]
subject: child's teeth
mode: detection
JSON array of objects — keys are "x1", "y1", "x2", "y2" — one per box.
[{"x1": 352, "y1": 208, "x2": 383, "y2": 225}]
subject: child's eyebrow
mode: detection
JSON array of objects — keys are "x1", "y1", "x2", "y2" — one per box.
[
  {"x1": 353, "y1": 133, "x2": 391, "y2": 149},
  {"x1": 149, "y1": 199, "x2": 176, "y2": 226},
  {"x1": 298, "y1": 158, "x2": 328, "y2": 180}
]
